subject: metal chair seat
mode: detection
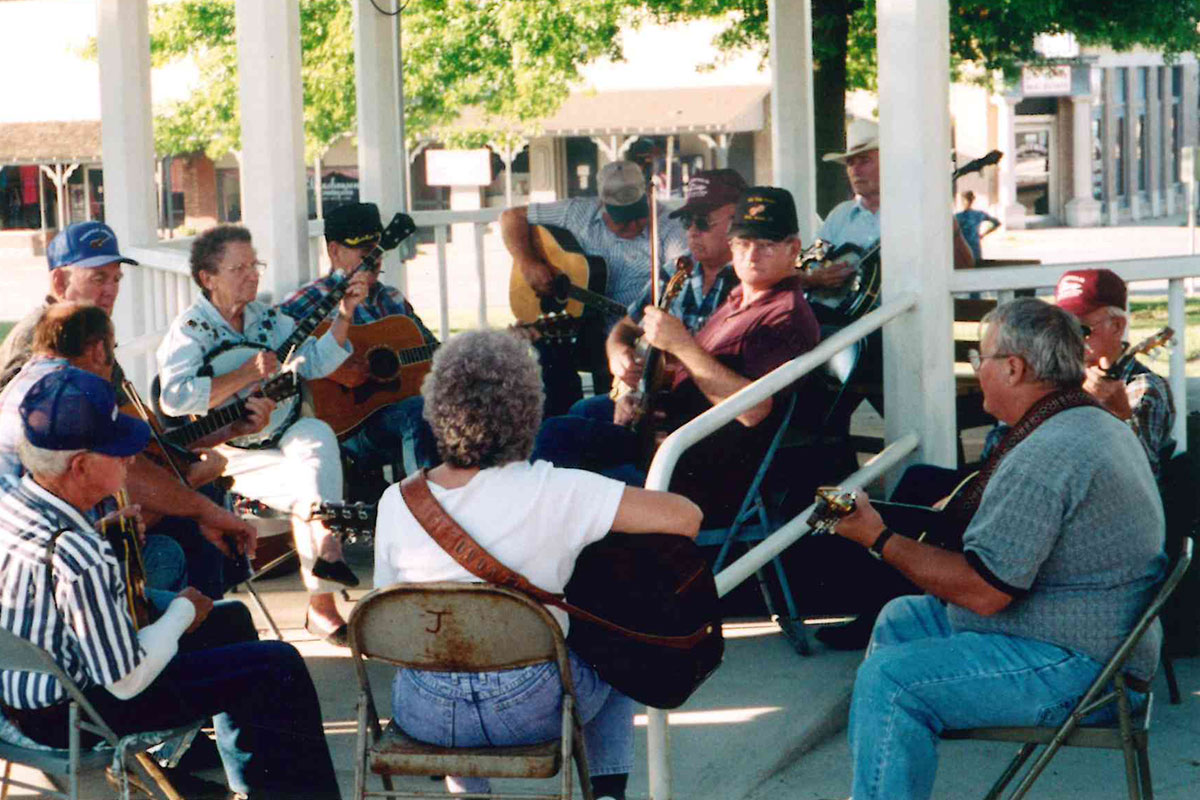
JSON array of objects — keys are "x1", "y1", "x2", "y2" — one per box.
[
  {"x1": 369, "y1": 720, "x2": 562, "y2": 779},
  {"x1": 942, "y1": 693, "x2": 1152, "y2": 750}
]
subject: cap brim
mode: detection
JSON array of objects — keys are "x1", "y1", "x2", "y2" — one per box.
[
  {"x1": 91, "y1": 413, "x2": 151, "y2": 457},
  {"x1": 728, "y1": 224, "x2": 790, "y2": 242},
  {"x1": 667, "y1": 199, "x2": 717, "y2": 219},
  {"x1": 64, "y1": 255, "x2": 139, "y2": 269}
]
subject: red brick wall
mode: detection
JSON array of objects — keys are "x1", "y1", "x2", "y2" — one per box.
[{"x1": 180, "y1": 155, "x2": 218, "y2": 231}]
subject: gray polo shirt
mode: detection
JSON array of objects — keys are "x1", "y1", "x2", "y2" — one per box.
[{"x1": 949, "y1": 405, "x2": 1167, "y2": 681}]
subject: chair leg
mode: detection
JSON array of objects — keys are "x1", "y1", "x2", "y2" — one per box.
[
  {"x1": 241, "y1": 577, "x2": 284, "y2": 640},
  {"x1": 1136, "y1": 742, "x2": 1154, "y2": 800},
  {"x1": 1162, "y1": 655, "x2": 1180, "y2": 705},
  {"x1": 134, "y1": 751, "x2": 187, "y2": 800},
  {"x1": 0, "y1": 760, "x2": 11, "y2": 800},
  {"x1": 1115, "y1": 684, "x2": 1141, "y2": 800},
  {"x1": 983, "y1": 742, "x2": 1036, "y2": 800},
  {"x1": 353, "y1": 697, "x2": 369, "y2": 800}
]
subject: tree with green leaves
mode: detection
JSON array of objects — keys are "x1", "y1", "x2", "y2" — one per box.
[
  {"x1": 144, "y1": 0, "x2": 632, "y2": 162},
  {"x1": 639, "y1": 0, "x2": 1200, "y2": 212}
]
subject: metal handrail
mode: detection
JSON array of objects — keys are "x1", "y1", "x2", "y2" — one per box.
[
  {"x1": 643, "y1": 292, "x2": 919, "y2": 800},
  {"x1": 949, "y1": 253, "x2": 1200, "y2": 292}
]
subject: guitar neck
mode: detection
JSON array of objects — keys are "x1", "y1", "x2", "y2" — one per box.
[
  {"x1": 565, "y1": 284, "x2": 628, "y2": 317},
  {"x1": 274, "y1": 245, "x2": 384, "y2": 360}
]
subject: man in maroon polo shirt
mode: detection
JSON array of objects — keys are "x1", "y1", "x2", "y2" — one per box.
[{"x1": 533, "y1": 186, "x2": 820, "y2": 525}]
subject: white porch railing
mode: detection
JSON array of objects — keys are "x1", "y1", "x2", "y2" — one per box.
[
  {"x1": 952, "y1": 254, "x2": 1198, "y2": 452},
  {"x1": 642, "y1": 293, "x2": 919, "y2": 799}
]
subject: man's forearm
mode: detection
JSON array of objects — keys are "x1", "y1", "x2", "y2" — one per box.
[
  {"x1": 500, "y1": 207, "x2": 538, "y2": 267},
  {"x1": 606, "y1": 317, "x2": 641, "y2": 359},
  {"x1": 670, "y1": 340, "x2": 770, "y2": 427},
  {"x1": 127, "y1": 455, "x2": 222, "y2": 519},
  {"x1": 874, "y1": 533, "x2": 1011, "y2": 616}
]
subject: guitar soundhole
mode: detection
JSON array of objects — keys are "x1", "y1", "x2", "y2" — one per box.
[{"x1": 367, "y1": 347, "x2": 401, "y2": 381}]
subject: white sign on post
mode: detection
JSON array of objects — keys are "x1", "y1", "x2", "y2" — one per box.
[{"x1": 425, "y1": 149, "x2": 493, "y2": 187}]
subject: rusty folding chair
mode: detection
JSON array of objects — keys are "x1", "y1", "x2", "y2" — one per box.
[
  {"x1": 942, "y1": 537, "x2": 1193, "y2": 800},
  {"x1": 349, "y1": 582, "x2": 593, "y2": 800}
]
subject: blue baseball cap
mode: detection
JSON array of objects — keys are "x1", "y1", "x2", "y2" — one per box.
[
  {"x1": 46, "y1": 222, "x2": 139, "y2": 270},
  {"x1": 20, "y1": 368, "x2": 150, "y2": 457}
]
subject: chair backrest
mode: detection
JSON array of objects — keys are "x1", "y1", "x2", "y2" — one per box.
[
  {"x1": 349, "y1": 582, "x2": 567, "y2": 673},
  {"x1": 0, "y1": 626, "x2": 119, "y2": 744},
  {"x1": 1107, "y1": 537, "x2": 1193, "y2": 683}
]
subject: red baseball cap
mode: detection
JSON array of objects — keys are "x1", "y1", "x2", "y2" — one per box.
[
  {"x1": 1054, "y1": 269, "x2": 1127, "y2": 317},
  {"x1": 668, "y1": 169, "x2": 748, "y2": 220}
]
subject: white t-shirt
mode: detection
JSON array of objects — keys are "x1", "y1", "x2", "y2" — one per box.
[{"x1": 373, "y1": 460, "x2": 626, "y2": 632}]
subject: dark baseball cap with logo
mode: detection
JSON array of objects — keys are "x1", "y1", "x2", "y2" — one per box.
[
  {"x1": 727, "y1": 186, "x2": 799, "y2": 242},
  {"x1": 20, "y1": 368, "x2": 150, "y2": 457},
  {"x1": 668, "y1": 169, "x2": 748, "y2": 220},
  {"x1": 325, "y1": 202, "x2": 384, "y2": 247},
  {"x1": 46, "y1": 222, "x2": 138, "y2": 270}
]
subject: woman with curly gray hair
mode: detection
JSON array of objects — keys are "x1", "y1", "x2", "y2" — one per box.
[{"x1": 374, "y1": 329, "x2": 702, "y2": 800}]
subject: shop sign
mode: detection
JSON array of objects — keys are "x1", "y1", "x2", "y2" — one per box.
[
  {"x1": 426, "y1": 149, "x2": 492, "y2": 187},
  {"x1": 1021, "y1": 66, "x2": 1072, "y2": 97}
]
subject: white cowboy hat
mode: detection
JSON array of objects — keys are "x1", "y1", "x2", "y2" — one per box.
[{"x1": 822, "y1": 118, "x2": 880, "y2": 164}]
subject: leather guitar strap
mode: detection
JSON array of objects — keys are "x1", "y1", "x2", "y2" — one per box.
[{"x1": 398, "y1": 471, "x2": 710, "y2": 649}]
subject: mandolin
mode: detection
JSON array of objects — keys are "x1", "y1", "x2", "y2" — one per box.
[
  {"x1": 101, "y1": 490, "x2": 153, "y2": 630},
  {"x1": 807, "y1": 477, "x2": 976, "y2": 553}
]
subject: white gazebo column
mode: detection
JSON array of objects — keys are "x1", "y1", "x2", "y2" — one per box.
[
  {"x1": 96, "y1": 0, "x2": 157, "y2": 386},
  {"x1": 994, "y1": 96, "x2": 1027, "y2": 230},
  {"x1": 354, "y1": 0, "x2": 408, "y2": 290},
  {"x1": 1102, "y1": 67, "x2": 1121, "y2": 226},
  {"x1": 1147, "y1": 67, "x2": 1162, "y2": 217},
  {"x1": 768, "y1": 0, "x2": 817, "y2": 243},
  {"x1": 1163, "y1": 68, "x2": 1177, "y2": 216},
  {"x1": 1125, "y1": 67, "x2": 1141, "y2": 221},
  {"x1": 878, "y1": 0, "x2": 956, "y2": 469},
  {"x1": 1065, "y1": 95, "x2": 1102, "y2": 226},
  {"x1": 235, "y1": 0, "x2": 309, "y2": 302}
]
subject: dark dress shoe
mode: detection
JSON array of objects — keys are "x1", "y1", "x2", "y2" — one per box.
[
  {"x1": 305, "y1": 610, "x2": 350, "y2": 648},
  {"x1": 311, "y1": 557, "x2": 360, "y2": 587}
]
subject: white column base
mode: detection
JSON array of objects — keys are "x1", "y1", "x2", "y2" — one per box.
[
  {"x1": 1166, "y1": 186, "x2": 1177, "y2": 216},
  {"x1": 1003, "y1": 203, "x2": 1027, "y2": 230},
  {"x1": 1108, "y1": 202, "x2": 1122, "y2": 226},
  {"x1": 1151, "y1": 193, "x2": 1164, "y2": 217},
  {"x1": 1130, "y1": 194, "x2": 1143, "y2": 221},
  {"x1": 1064, "y1": 197, "x2": 1103, "y2": 227}
]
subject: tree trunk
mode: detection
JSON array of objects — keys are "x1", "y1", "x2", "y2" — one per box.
[{"x1": 812, "y1": 0, "x2": 852, "y2": 217}]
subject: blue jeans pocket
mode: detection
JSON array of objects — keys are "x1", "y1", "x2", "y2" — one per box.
[{"x1": 1034, "y1": 695, "x2": 1079, "y2": 727}]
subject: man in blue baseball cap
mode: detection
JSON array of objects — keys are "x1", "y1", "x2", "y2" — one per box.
[
  {"x1": 0, "y1": 367, "x2": 341, "y2": 800},
  {"x1": 0, "y1": 221, "x2": 135, "y2": 387}
]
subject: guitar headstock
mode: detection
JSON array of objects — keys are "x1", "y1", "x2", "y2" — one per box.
[
  {"x1": 379, "y1": 213, "x2": 417, "y2": 251},
  {"x1": 313, "y1": 501, "x2": 377, "y2": 543},
  {"x1": 511, "y1": 312, "x2": 580, "y2": 344},
  {"x1": 660, "y1": 257, "x2": 694, "y2": 307},
  {"x1": 805, "y1": 486, "x2": 857, "y2": 534}
]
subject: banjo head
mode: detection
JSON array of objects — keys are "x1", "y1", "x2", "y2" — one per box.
[{"x1": 202, "y1": 342, "x2": 301, "y2": 449}]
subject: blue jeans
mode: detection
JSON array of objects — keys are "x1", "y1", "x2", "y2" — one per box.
[
  {"x1": 392, "y1": 651, "x2": 635, "y2": 794},
  {"x1": 849, "y1": 595, "x2": 1131, "y2": 800},
  {"x1": 340, "y1": 395, "x2": 438, "y2": 476},
  {"x1": 142, "y1": 534, "x2": 187, "y2": 613},
  {"x1": 531, "y1": 414, "x2": 646, "y2": 486},
  {"x1": 148, "y1": 516, "x2": 230, "y2": 600}
]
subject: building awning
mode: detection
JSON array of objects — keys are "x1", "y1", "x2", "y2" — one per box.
[
  {"x1": 447, "y1": 85, "x2": 769, "y2": 138},
  {"x1": 0, "y1": 121, "x2": 102, "y2": 165}
]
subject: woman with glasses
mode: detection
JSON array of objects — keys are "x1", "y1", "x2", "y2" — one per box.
[{"x1": 156, "y1": 224, "x2": 372, "y2": 646}]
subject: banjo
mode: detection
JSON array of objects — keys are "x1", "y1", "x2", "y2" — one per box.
[{"x1": 192, "y1": 213, "x2": 417, "y2": 449}]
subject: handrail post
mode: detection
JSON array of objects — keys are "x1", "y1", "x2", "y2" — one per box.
[
  {"x1": 1168, "y1": 277, "x2": 1188, "y2": 453},
  {"x1": 878, "y1": 0, "x2": 957, "y2": 472}
]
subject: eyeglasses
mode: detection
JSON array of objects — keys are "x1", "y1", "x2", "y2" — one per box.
[
  {"x1": 680, "y1": 213, "x2": 733, "y2": 233},
  {"x1": 1079, "y1": 324, "x2": 1093, "y2": 337},
  {"x1": 224, "y1": 260, "x2": 267, "y2": 277},
  {"x1": 730, "y1": 237, "x2": 786, "y2": 255},
  {"x1": 967, "y1": 348, "x2": 1014, "y2": 372}
]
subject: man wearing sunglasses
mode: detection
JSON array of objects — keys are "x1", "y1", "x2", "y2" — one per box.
[
  {"x1": 599, "y1": 169, "x2": 747, "y2": 416},
  {"x1": 280, "y1": 203, "x2": 439, "y2": 479},
  {"x1": 1054, "y1": 268, "x2": 1174, "y2": 477},
  {"x1": 500, "y1": 160, "x2": 689, "y2": 415}
]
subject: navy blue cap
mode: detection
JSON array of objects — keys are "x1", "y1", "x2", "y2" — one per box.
[
  {"x1": 20, "y1": 368, "x2": 149, "y2": 457},
  {"x1": 46, "y1": 222, "x2": 139, "y2": 270}
]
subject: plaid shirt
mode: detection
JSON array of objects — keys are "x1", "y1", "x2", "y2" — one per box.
[
  {"x1": 279, "y1": 276, "x2": 438, "y2": 344},
  {"x1": 628, "y1": 264, "x2": 737, "y2": 333}
]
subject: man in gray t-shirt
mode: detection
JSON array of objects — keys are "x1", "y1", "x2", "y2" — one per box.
[
  {"x1": 500, "y1": 160, "x2": 688, "y2": 415},
  {"x1": 831, "y1": 298, "x2": 1166, "y2": 800}
]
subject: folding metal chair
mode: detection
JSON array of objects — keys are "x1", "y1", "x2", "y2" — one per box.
[
  {"x1": 0, "y1": 627, "x2": 203, "y2": 800},
  {"x1": 942, "y1": 537, "x2": 1193, "y2": 800},
  {"x1": 349, "y1": 582, "x2": 593, "y2": 800}
]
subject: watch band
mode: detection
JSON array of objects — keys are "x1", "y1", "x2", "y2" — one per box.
[{"x1": 868, "y1": 527, "x2": 895, "y2": 561}]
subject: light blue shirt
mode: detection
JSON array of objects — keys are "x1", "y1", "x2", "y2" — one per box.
[
  {"x1": 527, "y1": 198, "x2": 690, "y2": 310},
  {"x1": 156, "y1": 293, "x2": 351, "y2": 416}
]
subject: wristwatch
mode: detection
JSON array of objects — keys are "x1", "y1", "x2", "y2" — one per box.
[{"x1": 868, "y1": 527, "x2": 895, "y2": 561}]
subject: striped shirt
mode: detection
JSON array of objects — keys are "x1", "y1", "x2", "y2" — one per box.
[
  {"x1": 527, "y1": 198, "x2": 690, "y2": 310},
  {"x1": 279, "y1": 277, "x2": 438, "y2": 344},
  {"x1": 0, "y1": 476, "x2": 142, "y2": 709}
]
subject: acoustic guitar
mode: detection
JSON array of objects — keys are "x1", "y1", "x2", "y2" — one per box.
[
  {"x1": 509, "y1": 224, "x2": 628, "y2": 323},
  {"x1": 305, "y1": 316, "x2": 437, "y2": 438}
]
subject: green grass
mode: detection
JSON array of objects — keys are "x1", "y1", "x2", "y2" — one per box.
[
  {"x1": 0, "y1": 322, "x2": 13, "y2": 343},
  {"x1": 1127, "y1": 295, "x2": 1200, "y2": 374}
]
